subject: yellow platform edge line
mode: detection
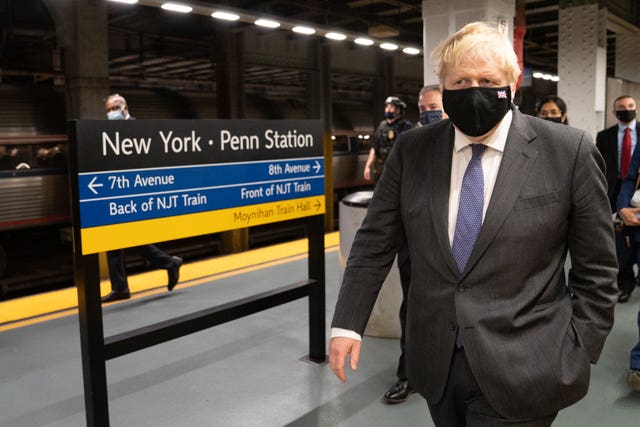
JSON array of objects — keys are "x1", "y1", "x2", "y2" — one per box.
[{"x1": 0, "y1": 231, "x2": 339, "y2": 328}]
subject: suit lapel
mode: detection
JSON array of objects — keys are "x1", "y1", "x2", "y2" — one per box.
[
  {"x1": 426, "y1": 124, "x2": 459, "y2": 277},
  {"x1": 460, "y1": 109, "x2": 538, "y2": 279}
]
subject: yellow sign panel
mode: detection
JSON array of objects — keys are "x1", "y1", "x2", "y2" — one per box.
[{"x1": 80, "y1": 196, "x2": 325, "y2": 254}]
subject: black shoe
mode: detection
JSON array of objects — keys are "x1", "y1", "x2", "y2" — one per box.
[
  {"x1": 167, "y1": 256, "x2": 183, "y2": 291},
  {"x1": 618, "y1": 290, "x2": 632, "y2": 303},
  {"x1": 101, "y1": 290, "x2": 131, "y2": 303},
  {"x1": 384, "y1": 379, "x2": 414, "y2": 404}
]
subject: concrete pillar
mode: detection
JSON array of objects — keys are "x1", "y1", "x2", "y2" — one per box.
[
  {"x1": 615, "y1": 33, "x2": 640, "y2": 85},
  {"x1": 214, "y1": 26, "x2": 249, "y2": 253},
  {"x1": 43, "y1": 0, "x2": 110, "y2": 119},
  {"x1": 557, "y1": 0, "x2": 607, "y2": 137},
  {"x1": 422, "y1": 0, "x2": 515, "y2": 85},
  {"x1": 43, "y1": 0, "x2": 111, "y2": 278}
]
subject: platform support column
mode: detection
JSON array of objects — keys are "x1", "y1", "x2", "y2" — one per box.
[
  {"x1": 557, "y1": 0, "x2": 607, "y2": 136},
  {"x1": 421, "y1": 0, "x2": 516, "y2": 86},
  {"x1": 215, "y1": 26, "x2": 249, "y2": 253}
]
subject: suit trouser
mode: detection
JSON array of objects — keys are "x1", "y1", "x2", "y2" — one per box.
[
  {"x1": 426, "y1": 347, "x2": 557, "y2": 427},
  {"x1": 396, "y1": 257, "x2": 411, "y2": 380},
  {"x1": 615, "y1": 227, "x2": 637, "y2": 295},
  {"x1": 107, "y1": 245, "x2": 174, "y2": 292}
]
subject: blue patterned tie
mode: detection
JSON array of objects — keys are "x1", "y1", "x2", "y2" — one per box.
[{"x1": 452, "y1": 144, "x2": 487, "y2": 274}]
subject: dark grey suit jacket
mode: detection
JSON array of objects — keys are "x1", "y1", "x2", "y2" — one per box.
[{"x1": 331, "y1": 108, "x2": 618, "y2": 418}]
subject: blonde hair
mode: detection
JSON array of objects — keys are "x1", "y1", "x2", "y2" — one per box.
[{"x1": 431, "y1": 22, "x2": 520, "y2": 85}]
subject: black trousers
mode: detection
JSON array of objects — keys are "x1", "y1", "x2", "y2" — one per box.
[
  {"x1": 615, "y1": 226, "x2": 637, "y2": 295},
  {"x1": 107, "y1": 245, "x2": 174, "y2": 292},
  {"x1": 396, "y1": 256, "x2": 411, "y2": 380},
  {"x1": 427, "y1": 348, "x2": 557, "y2": 427}
]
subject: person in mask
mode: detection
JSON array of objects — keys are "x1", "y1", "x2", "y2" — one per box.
[
  {"x1": 364, "y1": 96, "x2": 413, "y2": 183},
  {"x1": 329, "y1": 22, "x2": 616, "y2": 426},
  {"x1": 535, "y1": 95, "x2": 569, "y2": 125},
  {"x1": 101, "y1": 93, "x2": 184, "y2": 303},
  {"x1": 417, "y1": 85, "x2": 448, "y2": 126},
  {"x1": 597, "y1": 95, "x2": 639, "y2": 304},
  {"x1": 612, "y1": 96, "x2": 640, "y2": 392}
]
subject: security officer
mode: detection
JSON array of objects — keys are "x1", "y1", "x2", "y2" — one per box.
[{"x1": 364, "y1": 96, "x2": 413, "y2": 182}]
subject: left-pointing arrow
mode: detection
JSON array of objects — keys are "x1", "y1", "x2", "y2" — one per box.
[{"x1": 88, "y1": 176, "x2": 103, "y2": 195}]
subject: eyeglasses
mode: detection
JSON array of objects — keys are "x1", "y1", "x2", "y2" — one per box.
[{"x1": 538, "y1": 109, "x2": 562, "y2": 117}]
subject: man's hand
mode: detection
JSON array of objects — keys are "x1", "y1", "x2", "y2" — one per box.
[
  {"x1": 329, "y1": 337, "x2": 361, "y2": 383},
  {"x1": 619, "y1": 207, "x2": 640, "y2": 227}
]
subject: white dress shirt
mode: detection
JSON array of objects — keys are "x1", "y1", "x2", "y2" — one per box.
[{"x1": 332, "y1": 111, "x2": 513, "y2": 341}]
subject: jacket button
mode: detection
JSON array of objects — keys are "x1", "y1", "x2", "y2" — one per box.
[{"x1": 457, "y1": 286, "x2": 466, "y2": 292}]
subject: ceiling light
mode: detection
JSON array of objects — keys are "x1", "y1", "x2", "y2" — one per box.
[
  {"x1": 292, "y1": 26, "x2": 316, "y2": 35},
  {"x1": 161, "y1": 2, "x2": 192, "y2": 13},
  {"x1": 325, "y1": 32, "x2": 347, "y2": 41},
  {"x1": 211, "y1": 11, "x2": 240, "y2": 21},
  {"x1": 402, "y1": 47, "x2": 420, "y2": 55},
  {"x1": 551, "y1": 76, "x2": 560, "y2": 82},
  {"x1": 532, "y1": 72, "x2": 544, "y2": 79},
  {"x1": 255, "y1": 19, "x2": 280, "y2": 28},
  {"x1": 354, "y1": 37, "x2": 374, "y2": 46},
  {"x1": 542, "y1": 74, "x2": 552, "y2": 80},
  {"x1": 380, "y1": 43, "x2": 398, "y2": 51},
  {"x1": 108, "y1": 0, "x2": 138, "y2": 4}
]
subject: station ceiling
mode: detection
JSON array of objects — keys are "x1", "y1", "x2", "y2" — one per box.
[{"x1": 1, "y1": 1, "x2": 639, "y2": 94}]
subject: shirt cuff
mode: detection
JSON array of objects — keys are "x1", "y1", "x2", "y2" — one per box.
[{"x1": 330, "y1": 327, "x2": 362, "y2": 341}]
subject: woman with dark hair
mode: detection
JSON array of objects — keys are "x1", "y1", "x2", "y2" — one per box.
[{"x1": 536, "y1": 95, "x2": 569, "y2": 125}]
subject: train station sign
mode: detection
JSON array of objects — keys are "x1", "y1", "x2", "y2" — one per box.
[{"x1": 70, "y1": 119, "x2": 325, "y2": 254}]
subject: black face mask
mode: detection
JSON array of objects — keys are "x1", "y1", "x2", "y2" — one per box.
[
  {"x1": 419, "y1": 110, "x2": 443, "y2": 126},
  {"x1": 543, "y1": 116, "x2": 563, "y2": 124},
  {"x1": 443, "y1": 86, "x2": 512, "y2": 137},
  {"x1": 616, "y1": 110, "x2": 637, "y2": 123}
]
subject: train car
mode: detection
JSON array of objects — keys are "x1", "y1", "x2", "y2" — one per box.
[
  {"x1": 0, "y1": 136, "x2": 71, "y2": 280},
  {"x1": 331, "y1": 130, "x2": 373, "y2": 200}
]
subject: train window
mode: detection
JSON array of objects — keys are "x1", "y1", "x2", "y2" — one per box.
[
  {"x1": 332, "y1": 135, "x2": 350, "y2": 153},
  {"x1": 0, "y1": 145, "x2": 32, "y2": 171},
  {"x1": 332, "y1": 132, "x2": 373, "y2": 154},
  {"x1": 356, "y1": 135, "x2": 372, "y2": 153},
  {"x1": 0, "y1": 137, "x2": 68, "y2": 171},
  {"x1": 35, "y1": 144, "x2": 67, "y2": 169}
]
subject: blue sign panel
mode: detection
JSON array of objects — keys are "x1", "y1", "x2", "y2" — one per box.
[{"x1": 78, "y1": 157, "x2": 324, "y2": 228}]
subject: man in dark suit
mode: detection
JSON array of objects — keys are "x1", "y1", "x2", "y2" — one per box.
[
  {"x1": 612, "y1": 96, "x2": 640, "y2": 391},
  {"x1": 329, "y1": 22, "x2": 617, "y2": 426},
  {"x1": 101, "y1": 94, "x2": 183, "y2": 303},
  {"x1": 598, "y1": 95, "x2": 640, "y2": 303}
]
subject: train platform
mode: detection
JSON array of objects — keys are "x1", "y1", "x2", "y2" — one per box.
[{"x1": 0, "y1": 232, "x2": 639, "y2": 426}]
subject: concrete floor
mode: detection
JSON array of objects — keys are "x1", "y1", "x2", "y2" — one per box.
[{"x1": 0, "y1": 250, "x2": 639, "y2": 426}]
